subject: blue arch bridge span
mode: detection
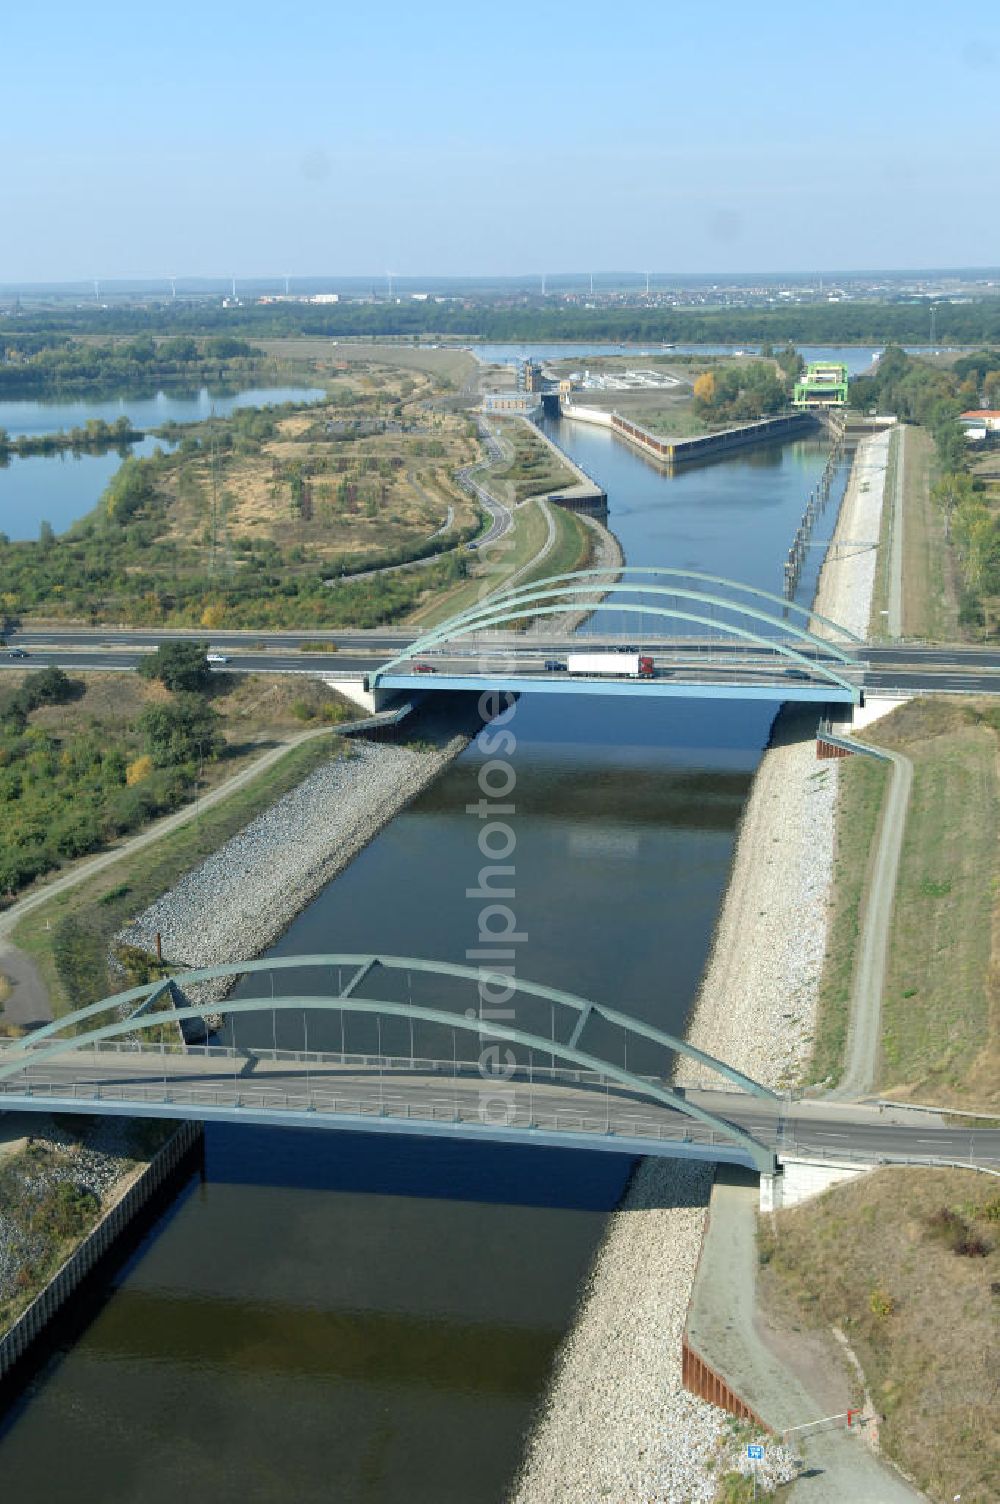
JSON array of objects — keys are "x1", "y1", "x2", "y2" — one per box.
[
  {"x1": 0, "y1": 956, "x2": 785, "y2": 1171},
  {"x1": 362, "y1": 568, "x2": 867, "y2": 708},
  {"x1": 3, "y1": 958, "x2": 998, "y2": 1179}
]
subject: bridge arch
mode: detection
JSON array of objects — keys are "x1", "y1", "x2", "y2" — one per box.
[
  {"x1": 453, "y1": 566, "x2": 863, "y2": 647},
  {"x1": 373, "y1": 590, "x2": 860, "y2": 696},
  {"x1": 2, "y1": 955, "x2": 778, "y2": 1172}
]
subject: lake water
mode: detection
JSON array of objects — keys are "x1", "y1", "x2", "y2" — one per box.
[
  {"x1": 0, "y1": 386, "x2": 325, "y2": 541},
  {"x1": 471, "y1": 341, "x2": 953, "y2": 377},
  {"x1": 0, "y1": 406, "x2": 851, "y2": 1502},
  {"x1": 0, "y1": 386, "x2": 326, "y2": 438}
]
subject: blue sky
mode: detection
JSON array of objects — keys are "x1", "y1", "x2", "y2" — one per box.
[{"x1": 5, "y1": 0, "x2": 999, "y2": 280}]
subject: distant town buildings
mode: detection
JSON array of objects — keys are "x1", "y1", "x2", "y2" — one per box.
[{"x1": 960, "y1": 409, "x2": 1000, "y2": 442}]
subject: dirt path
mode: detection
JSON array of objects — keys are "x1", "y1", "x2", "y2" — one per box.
[
  {"x1": 0, "y1": 729, "x2": 333, "y2": 1029},
  {"x1": 505, "y1": 498, "x2": 557, "y2": 592},
  {"x1": 888, "y1": 427, "x2": 905, "y2": 638},
  {"x1": 689, "y1": 1173, "x2": 926, "y2": 1502},
  {"x1": 829, "y1": 744, "x2": 913, "y2": 1100}
]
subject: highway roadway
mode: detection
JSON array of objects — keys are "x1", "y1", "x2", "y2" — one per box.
[{"x1": 2, "y1": 634, "x2": 999, "y2": 697}]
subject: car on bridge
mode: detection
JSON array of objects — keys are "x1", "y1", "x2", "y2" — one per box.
[
  {"x1": 410, "y1": 662, "x2": 437, "y2": 673},
  {"x1": 7, "y1": 647, "x2": 28, "y2": 659},
  {"x1": 206, "y1": 652, "x2": 230, "y2": 664},
  {"x1": 544, "y1": 659, "x2": 567, "y2": 672}
]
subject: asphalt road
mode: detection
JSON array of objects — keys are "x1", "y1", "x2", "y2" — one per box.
[
  {"x1": 3, "y1": 612, "x2": 1000, "y2": 702},
  {"x1": 2, "y1": 640, "x2": 998, "y2": 697}
]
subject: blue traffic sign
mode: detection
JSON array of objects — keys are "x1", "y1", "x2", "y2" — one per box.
[{"x1": 747, "y1": 1444, "x2": 765, "y2": 1461}]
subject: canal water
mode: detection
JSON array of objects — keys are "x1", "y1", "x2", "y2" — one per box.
[
  {"x1": 0, "y1": 401, "x2": 850, "y2": 1501},
  {"x1": 0, "y1": 386, "x2": 325, "y2": 542}
]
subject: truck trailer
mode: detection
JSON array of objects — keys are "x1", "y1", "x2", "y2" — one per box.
[{"x1": 565, "y1": 652, "x2": 654, "y2": 678}]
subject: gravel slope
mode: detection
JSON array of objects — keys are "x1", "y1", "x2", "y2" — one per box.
[
  {"x1": 677, "y1": 707, "x2": 838, "y2": 1093},
  {"x1": 812, "y1": 428, "x2": 891, "y2": 636},
  {"x1": 118, "y1": 738, "x2": 467, "y2": 971},
  {"x1": 510, "y1": 1160, "x2": 799, "y2": 1503}
]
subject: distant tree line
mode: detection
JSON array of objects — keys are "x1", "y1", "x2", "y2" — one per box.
[
  {"x1": 8, "y1": 300, "x2": 1000, "y2": 346},
  {"x1": 0, "y1": 334, "x2": 264, "y2": 395},
  {"x1": 0, "y1": 415, "x2": 141, "y2": 461}
]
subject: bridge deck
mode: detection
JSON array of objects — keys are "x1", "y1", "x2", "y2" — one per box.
[
  {"x1": 4, "y1": 1045, "x2": 998, "y2": 1173},
  {"x1": 378, "y1": 671, "x2": 857, "y2": 703}
]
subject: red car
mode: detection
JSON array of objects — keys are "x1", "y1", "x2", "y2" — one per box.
[{"x1": 411, "y1": 662, "x2": 437, "y2": 673}]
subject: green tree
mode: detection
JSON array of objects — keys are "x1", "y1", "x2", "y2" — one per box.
[
  {"x1": 159, "y1": 336, "x2": 198, "y2": 363},
  {"x1": 138, "y1": 695, "x2": 222, "y2": 768},
  {"x1": 138, "y1": 640, "x2": 212, "y2": 693}
]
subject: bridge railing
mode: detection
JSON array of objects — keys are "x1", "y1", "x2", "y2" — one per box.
[
  {"x1": 56, "y1": 1039, "x2": 767, "y2": 1101},
  {"x1": 0, "y1": 1076, "x2": 752, "y2": 1156}
]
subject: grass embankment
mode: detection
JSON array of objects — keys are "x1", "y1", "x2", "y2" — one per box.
[
  {"x1": 759, "y1": 1166, "x2": 1000, "y2": 1504},
  {"x1": 809, "y1": 754, "x2": 889, "y2": 1087},
  {"x1": 900, "y1": 428, "x2": 957, "y2": 640},
  {"x1": 626, "y1": 405, "x2": 711, "y2": 440},
  {"x1": 488, "y1": 420, "x2": 579, "y2": 504},
  {"x1": 407, "y1": 499, "x2": 552, "y2": 627},
  {"x1": 409, "y1": 502, "x2": 595, "y2": 630},
  {"x1": 869, "y1": 426, "x2": 958, "y2": 640},
  {"x1": 811, "y1": 698, "x2": 999, "y2": 1106},
  {"x1": 867, "y1": 699, "x2": 998, "y2": 1104},
  {"x1": 517, "y1": 504, "x2": 594, "y2": 589}
]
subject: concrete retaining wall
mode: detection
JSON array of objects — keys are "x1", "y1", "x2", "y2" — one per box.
[
  {"x1": 560, "y1": 402, "x2": 615, "y2": 429},
  {"x1": 611, "y1": 411, "x2": 816, "y2": 467},
  {"x1": 0, "y1": 1120, "x2": 202, "y2": 1381}
]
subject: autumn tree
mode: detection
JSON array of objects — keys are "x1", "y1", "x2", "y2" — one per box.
[{"x1": 693, "y1": 371, "x2": 716, "y2": 408}]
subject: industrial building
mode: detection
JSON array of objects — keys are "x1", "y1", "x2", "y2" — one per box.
[{"x1": 792, "y1": 361, "x2": 849, "y2": 407}]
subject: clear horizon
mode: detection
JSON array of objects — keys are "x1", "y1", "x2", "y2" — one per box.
[
  {"x1": 6, "y1": 0, "x2": 999, "y2": 282},
  {"x1": 4, "y1": 265, "x2": 1000, "y2": 294}
]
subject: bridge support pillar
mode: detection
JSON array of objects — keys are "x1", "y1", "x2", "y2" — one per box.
[
  {"x1": 762, "y1": 1157, "x2": 873, "y2": 1211},
  {"x1": 759, "y1": 1172, "x2": 781, "y2": 1214}
]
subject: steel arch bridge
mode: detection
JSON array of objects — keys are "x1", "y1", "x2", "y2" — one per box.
[
  {"x1": 0, "y1": 955, "x2": 779, "y2": 1172},
  {"x1": 368, "y1": 568, "x2": 864, "y2": 704}
]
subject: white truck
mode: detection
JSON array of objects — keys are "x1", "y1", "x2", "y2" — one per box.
[{"x1": 565, "y1": 652, "x2": 654, "y2": 679}]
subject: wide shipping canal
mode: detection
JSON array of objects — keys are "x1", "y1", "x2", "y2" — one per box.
[{"x1": 0, "y1": 416, "x2": 850, "y2": 1503}]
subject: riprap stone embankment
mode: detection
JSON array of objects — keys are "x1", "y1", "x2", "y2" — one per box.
[{"x1": 118, "y1": 737, "x2": 467, "y2": 972}]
